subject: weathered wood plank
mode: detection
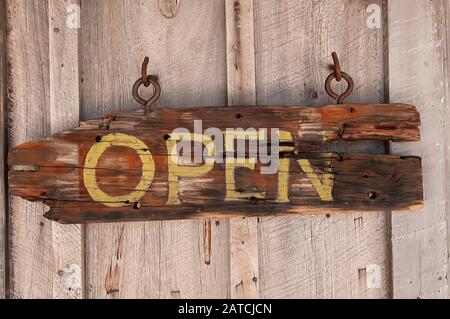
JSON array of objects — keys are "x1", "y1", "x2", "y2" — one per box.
[
  {"x1": 81, "y1": 0, "x2": 229, "y2": 298},
  {"x1": 254, "y1": 0, "x2": 391, "y2": 298},
  {"x1": 48, "y1": 0, "x2": 83, "y2": 299},
  {"x1": 226, "y1": 0, "x2": 256, "y2": 106},
  {"x1": 6, "y1": 0, "x2": 82, "y2": 299},
  {"x1": 225, "y1": 0, "x2": 259, "y2": 298},
  {"x1": 6, "y1": 0, "x2": 54, "y2": 298},
  {"x1": 7, "y1": 104, "x2": 423, "y2": 224},
  {"x1": 389, "y1": 0, "x2": 449, "y2": 298},
  {"x1": 9, "y1": 151, "x2": 422, "y2": 224},
  {"x1": 26, "y1": 104, "x2": 420, "y2": 140},
  {"x1": 0, "y1": 0, "x2": 6, "y2": 300}
]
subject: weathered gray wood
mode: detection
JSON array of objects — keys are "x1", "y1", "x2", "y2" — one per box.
[
  {"x1": 0, "y1": 0, "x2": 6, "y2": 300},
  {"x1": 48, "y1": 0, "x2": 83, "y2": 298},
  {"x1": 226, "y1": 0, "x2": 277, "y2": 297},
  {"x1": 6, "y1": 0, "x2": 83, "y2": 298},
  {"x1": 389, "y1": 0, "x2": 449, "y2": 298},
  {"x1": 7, "y1": 0, "x2": 53, "y2": 298},
  {"x1": 81, "y1": 0, "x2": 229, "y2": 298},
  {"x1": 254, "y1": 0, "x2": 390, "y2": 298}
]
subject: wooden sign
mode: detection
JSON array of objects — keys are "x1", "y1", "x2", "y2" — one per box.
[{"x1": 8, "y1": 104, "x2": 423, "y2": 224}]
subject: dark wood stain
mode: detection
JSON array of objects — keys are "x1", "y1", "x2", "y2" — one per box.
[{"x1": 8, "y1": 104, "x2": 423, "y2": 224}]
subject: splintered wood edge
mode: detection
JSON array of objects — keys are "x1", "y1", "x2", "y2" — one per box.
[{"x1": 7, "y1": 103, "x2": 424, "y2": 224}]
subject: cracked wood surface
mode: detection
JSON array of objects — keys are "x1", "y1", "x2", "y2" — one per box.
[
  {"x1": 6, "y1": 0, "x2": 82, "y2": 298},
  {"x1": 8, "y1": 104, "x2": 423, "y2": 224}
]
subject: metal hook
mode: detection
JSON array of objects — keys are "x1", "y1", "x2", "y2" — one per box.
[
  {"x1": 141, "y1": 56, "x2": 150, "y2": 87},
  {"x1": 331, "y1": 52, "x2": 342, "y2": 82},
  {"x1": 132, "y1": 57, "x2": 161, "y2": 114},
  {"x1": 324, "y1": 52, "x2": 354, "y2": 104}
]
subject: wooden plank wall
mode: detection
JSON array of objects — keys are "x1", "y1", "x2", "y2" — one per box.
[
  {"x1": 6, "y1": 0, "x2": 83, "y2": 298},
  {"x1": 254, "y1": 0, "x2": 389, "y2": 298},
  {"x1": 0, "y1": 0, "x2": 6, "y2": 300},
  {"x1": 1, "y1": 0, "x2": 449, "y2": 299},
  {"x1": 389, "y1": 0, "x2": 450, "y2": 298},
  {"x1": 225, "y1": 0, "x2": 259, "y2": 298},
  {"x1": 81, "y1": 0, "x2": 229, "y2": 298}
]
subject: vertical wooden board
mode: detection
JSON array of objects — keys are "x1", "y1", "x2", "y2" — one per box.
[
  {"x1": 81, "y1": 0, "x2": 230, "y2": 298},
  {"x1": 48, "y1": 0, "x2": 82, "y2": 298},
  {"x1": 6, "y1": 0, "x2": 53, "y2": 298},
  {"x1": 225, "y1": 0, "x2": 256, "y2": 106},
  {"x1": 0, "y1": 0, "x2": 6, "y2": 300},
  {"x1": 254, "y1": 0, "x2": 390, "y2": 298},
  {"x1": 389, "y1": 0, "x2": 449, "y2": 298},
  {"x1": 6, "y1": 0, "x2": 83, "y2": 298},
  {"x1": 225, "y1": 0, "x2": 259, "y2": 298}
]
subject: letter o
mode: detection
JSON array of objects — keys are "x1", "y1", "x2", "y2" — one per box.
[{"x1": 83, "y1": 133, "x2": 155, "y2": 207}]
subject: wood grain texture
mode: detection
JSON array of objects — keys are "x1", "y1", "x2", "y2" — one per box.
[
  {"x1": 6, "y1": 0, "x2": 53, "y2": 298},
  {"x1": 226, "y1": 0, "x2": 259, "y2": 298},
  {"x1": 226, "y1": 0, "x2": 256, "y2": 106},
  {"x1": 9, "y1": 151, "x2": 423, "y2": 224},
  {"x1": 0, "y1": 0, "x2": 6, "y2": 300},
  {"x1": 81, "y1": 0, "x2": 230, "y2": 298},
  {"x1": 7, "y1": 104, "x2": 423, "y2": 223},
  {"x1": 389, "y1": 0, "x2": 449, "y2": 298},
  {"x1": 254, "y1": 0, "x2": 391, "y2": 298},
  {"x1": 48, "y1": 0, "x2": 82, "y2": 299},
  {"x1": 6, "y1": 0, "x2": 82, "y2": 298}
]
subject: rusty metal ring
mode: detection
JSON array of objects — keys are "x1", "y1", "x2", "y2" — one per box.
[
  {"x1": 132, "y1": 75, "x2": 161, "y2": 114},
  {"x1": 324, "y1": 71, "x2": 354, "y2": 104}
]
